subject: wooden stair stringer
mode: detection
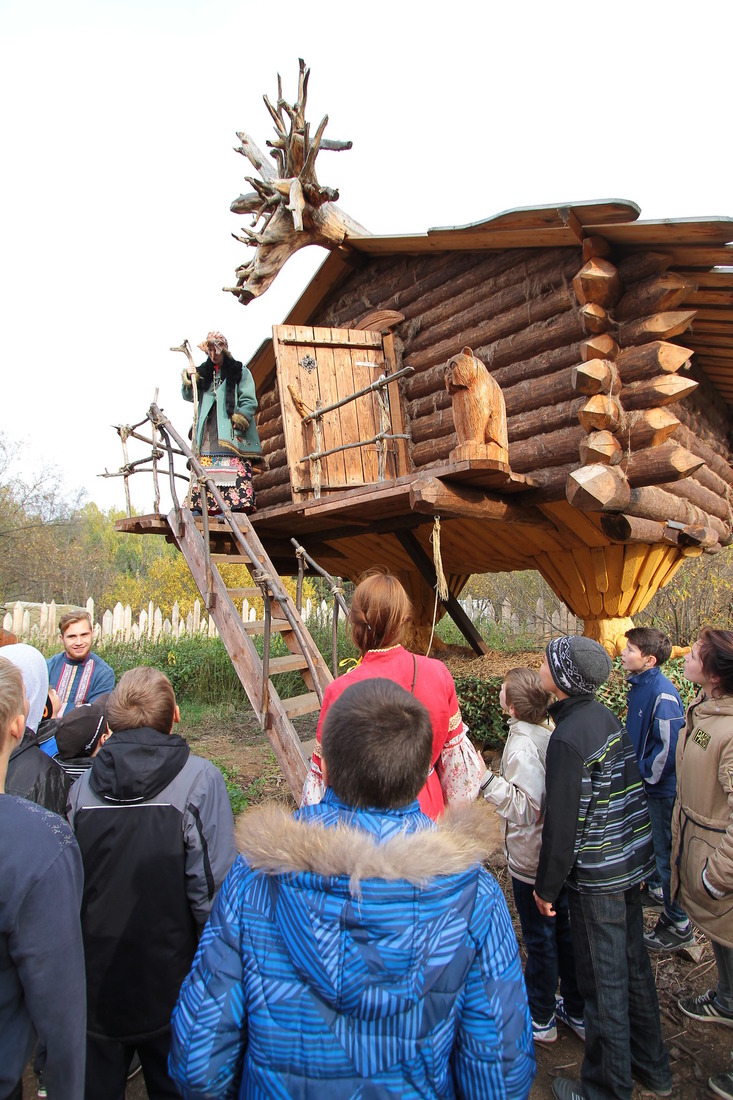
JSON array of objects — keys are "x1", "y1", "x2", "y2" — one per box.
[{"x1": 169, "y1": 507, "x2": 328, "y2": 799}]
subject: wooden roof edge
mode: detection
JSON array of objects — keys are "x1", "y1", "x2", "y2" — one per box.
[{"x1": 426, "y1": 198, "x2": 642, "y2": 235}]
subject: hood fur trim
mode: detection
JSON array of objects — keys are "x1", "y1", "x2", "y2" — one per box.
[{"x1": 235, "y1": 801, "x2": 494, "y2": 894}]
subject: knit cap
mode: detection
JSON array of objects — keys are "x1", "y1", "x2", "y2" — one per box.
[{"x1": 545, "y1": 636, "x2": 612, "y2": 696}]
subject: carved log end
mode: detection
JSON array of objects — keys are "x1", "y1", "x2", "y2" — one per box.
[
  {"x1": 572, "y1": 360, "x2": 614, "y2": 395},
  {"x1": 581, "y1": 334, "x2": 619, "y2": 362},
  {"x1": 573, "y1": 259, "x2": 622, "y2": 308},
  {"x1": 578, "y1": 395, "x2": 622, "y2": 433},
  {"x1": 566, "y1": 464, "x2": 631, "y2": 513},
  {"x1": 580, "y1": 431, "x2": 623, "y2": 466}
]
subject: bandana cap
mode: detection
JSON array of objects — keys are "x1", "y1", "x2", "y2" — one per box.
[
  {"x1": 197, "y1": 330, "x2": 228, "y2": 356},
  {"x1": 545, "y1": 636, "x2": 612, "y2": 696},
  {"x1": 56, "y1": 694, "x2": 110, "y2": 759}
]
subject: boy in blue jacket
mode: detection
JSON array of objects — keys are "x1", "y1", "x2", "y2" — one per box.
[
  {"x1": 621, "y1": 626, "x2": 691, "y2": 952},
  {"x1": 169, "y1": 677, "x2": 535, "y2": 1100}
]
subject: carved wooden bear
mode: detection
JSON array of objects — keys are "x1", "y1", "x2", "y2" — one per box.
[{"x1": 445, "y1": 346, "x2": 509, "y2": 466}]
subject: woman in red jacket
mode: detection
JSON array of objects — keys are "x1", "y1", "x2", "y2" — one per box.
[{"x1": 301, "y1": 571, "x2": 483, "y2": 819}]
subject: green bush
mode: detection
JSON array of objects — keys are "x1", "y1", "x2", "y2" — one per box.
[{"x1": 453, "y1": 675, "x2": 507, "y2": 751}]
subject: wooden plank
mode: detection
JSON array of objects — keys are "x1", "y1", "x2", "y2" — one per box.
[
  {"x1": 268, "y1": 654, "x2": 310, "y2": 674},
  {"x1": 332, "y1": 328, "x2": 365, "y2": 487},
  {"x1": 282, "y1": 692, "x2": 320, "y2": 718},
  {"x1": 313, "y1": 334, "x2": 348, "y2": 490},
  {"x1": 278, "y1": 333, "x2": 383, "y2": 348},
  {"x1": 244, "y1": 619, "x2": 292, "y2": 635},
  {"x1": 274, "y1": 325, "x2": 308, "y2": 499},
  {"x1": 382, "y1": 331, "x2": 410, "y2": 476},
  {"x1": 348, "y1": 328, "x2": 380, "y2": 483},
  {"x1": 602, "y1": 544, "x2": 626, "y2": 617}
]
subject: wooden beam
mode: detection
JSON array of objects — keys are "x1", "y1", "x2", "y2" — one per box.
[
  {"x1": 409, "y1": 475, "x2": 552, "y2": 526},
  {"x1": 395, "y1": 531, "x2": 489, "y2": 657}
]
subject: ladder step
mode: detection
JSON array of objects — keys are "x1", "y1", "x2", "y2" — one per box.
[
  {"x1": 267, "y1": 654, "x2": 310, "y2": 674},
  {"x1": 227, "y1": 586, "x2": 264, "y2": 600},
  {"x1": 244, "y1": 618, "x2": 292, "y2": 635},
  {"x1": 282, "y1": 692, "x2": 321, "y2": 719},
  {"x1": 210, "y1": 552, "x2": 254, "y2": 565}
]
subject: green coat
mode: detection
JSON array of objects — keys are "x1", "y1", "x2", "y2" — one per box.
[{"x1": 182, "y1": 362, "x2": 262, "y2": 461}]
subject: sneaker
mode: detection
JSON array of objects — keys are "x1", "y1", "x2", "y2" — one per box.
[
  {"x1": 532, "y1": 1014, "x2": 557, "y2": 1043},
  {"x1": 644, "y1": 913, "x2": 694, "y2": 952},
  {"x1": 640, "y1": 883, "x2": 664, "y2": 908},
  {"x1": 710, "y1": 1069, "x2": 733, "y2": 1100},
  {"x1": 678, "y1": 988, "x2": 733, "y2": 1027},
  {"x1": 555, "y1": 996, "x2": 585, "y2": 1041},
  {"x1": 36, "y1": 1074, "x2": 47, "y2": 1099},
  {"x1": 551, "y1": 1079, "x2": 585, "y2": 1100}
]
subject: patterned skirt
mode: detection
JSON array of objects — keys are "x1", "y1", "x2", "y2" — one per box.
[{"x1": 191, "y1": 454, "x2": 255, "y2": 515}]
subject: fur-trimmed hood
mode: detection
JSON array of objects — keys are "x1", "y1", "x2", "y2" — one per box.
[
  {"x1": 236, "y1": 798, "x2": 495, "y2": 893},
  {"x1": 228, "y1": 794, "x2": 504, "y2": 1020}
]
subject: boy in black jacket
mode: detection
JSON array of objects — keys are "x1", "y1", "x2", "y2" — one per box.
[
  {"x1": 68, "y1": 666, "x2": 237, "y2": 1100},
  {"x1": 534, "y1": 636, "x2": 671, "y2": 1100}
]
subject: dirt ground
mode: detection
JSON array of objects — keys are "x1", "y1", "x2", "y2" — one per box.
[{"x1": 29, "y1": 681, "x2": 731, "y2": 1098}]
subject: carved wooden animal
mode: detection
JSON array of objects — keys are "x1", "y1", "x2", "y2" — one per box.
[{"x1": 445, "y1": 346, "x2": 509, "y2": 464}]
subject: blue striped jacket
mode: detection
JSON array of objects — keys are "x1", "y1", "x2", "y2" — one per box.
[{"x1": 169, "y1": 791, "x2": 535, "y2": 1099}]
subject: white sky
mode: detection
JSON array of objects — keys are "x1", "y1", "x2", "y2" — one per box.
[{"x1": 2, "y1": 0, "x2": 731, "y2": 515}]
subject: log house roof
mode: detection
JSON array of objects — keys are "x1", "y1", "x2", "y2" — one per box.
[{"x1": 245, "y1": 199, "x2": 733, "y2": 408}]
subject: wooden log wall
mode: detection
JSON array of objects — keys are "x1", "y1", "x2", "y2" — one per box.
[{"x1": 253, "y1": 240, "x2": 732, "y2": 555}]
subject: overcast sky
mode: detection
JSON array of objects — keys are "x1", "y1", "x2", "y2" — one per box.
[{"x1": 2, "y1": 0, "x2": 731, "y2": 515}]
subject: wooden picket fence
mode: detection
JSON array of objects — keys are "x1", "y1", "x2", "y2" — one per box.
[{"x1": 4, "y1": 593, "x2": 580, "y2": 647}]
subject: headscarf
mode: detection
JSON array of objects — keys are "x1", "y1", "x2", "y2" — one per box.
[
  {"x1": 197, "y1": 331, "x2": 229, "y2": 356},
  {"x1": 2, "y1": 643, "x2": 49, "y2": 732}
]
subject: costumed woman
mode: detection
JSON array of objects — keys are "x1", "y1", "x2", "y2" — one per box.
[
  {"x1": 672, "y1": 628, "x2": 733, "y2": 1100},
  {"x1": 301, "y1": 570, "x2": 484, "y2": 819},
  {"x1": 182, "y1": 330, "x2": 262, "y2": 514}
]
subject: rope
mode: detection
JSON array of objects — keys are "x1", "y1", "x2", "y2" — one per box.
[
  {"x1": 425, "y1": 585, "x2": 440, "y2": 658},
  {"x1": 430, "y1": 516, "x2": 449, "y2": 601}
]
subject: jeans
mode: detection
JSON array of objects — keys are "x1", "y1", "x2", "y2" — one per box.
[
  {"x1": 646, "y1": 793, "x2": 689, "y2": 924},
  {"x1": 568, "y1": 885, "x2": 670, "y2": 1100},
  {"x1": 85, "y1": 1031, "x2": 179, "y2": 1100},
  {"x1": 512, "y1": 876, "x2": 583, "y2": 1023},
  {"x1": 713, "y1": 940, "x2": 733, "y2": 1013}
]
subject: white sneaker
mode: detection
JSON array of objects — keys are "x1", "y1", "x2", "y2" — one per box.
[{"x1": 532, "y1": 1014, "x2": 557, "y2": 1043}]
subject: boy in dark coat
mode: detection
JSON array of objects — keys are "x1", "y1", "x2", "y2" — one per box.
[
  {"x1": 0, "y1": 657, "x2": 86, "y2": 1099},
  {"x1": 534, "y1": 636, "x2": 671, "y2": 1100},
  {"x1": 67, "y1": 666, "x2": 237, "y2": 1100}
]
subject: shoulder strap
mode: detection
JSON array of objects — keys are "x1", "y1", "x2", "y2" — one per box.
[{"x1": 410, "y1": 653, "x2": 418, "y2": 694}]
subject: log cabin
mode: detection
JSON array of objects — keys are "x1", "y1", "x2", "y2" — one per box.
[
  {"x1": 237, "y1": 201, "x2": 733, "y2": 653},
  {"x1": 123, "y1": 62, "x2": 733, "y2": 656}
]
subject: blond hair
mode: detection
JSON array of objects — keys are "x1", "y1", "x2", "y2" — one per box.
[
  {"x1": 503, "y1": 667, "x2": 553, "y2": 725},
  {"x1": 59, "y1": 611, "x2": 92, "y2": 637},
  {"x1": 348, "y1": 570, "x2": 411, "y2": 655},
  {"x1": 0, "y1": 657, "x2": 25, "y2": 750},
  {"x1": 105, "y1": 667, "x2": 176, "y2": 735}
]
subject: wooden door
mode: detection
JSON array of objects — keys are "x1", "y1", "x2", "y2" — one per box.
[{"x1": 273, "y1": 324, "x2": 409, "y2": 500}]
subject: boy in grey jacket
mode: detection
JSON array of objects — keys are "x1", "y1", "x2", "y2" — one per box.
[{"x1": 481, "y1": 667, "x2": 583, "y2": 1045}]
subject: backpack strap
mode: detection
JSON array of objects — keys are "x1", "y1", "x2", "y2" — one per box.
[{"x1": 410, "y1": 653, "x2": 418, "y2": 694}]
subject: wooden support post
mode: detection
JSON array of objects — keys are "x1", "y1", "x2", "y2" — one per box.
[{"x1": 395, "y1": 531, "x2": 489, "y2": 657}]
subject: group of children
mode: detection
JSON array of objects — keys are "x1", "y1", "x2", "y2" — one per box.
[
  {"x1": 483, "y1": 628, "x2": 688, "y2": 1061},
  {"x1": 0, "y1": 618, "x2": 729, "y2": 1100}
]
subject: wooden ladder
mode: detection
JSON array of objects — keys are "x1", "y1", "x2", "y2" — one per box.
[{"x1": 153, "y1": 407, "x2": 332, "y2": 800}]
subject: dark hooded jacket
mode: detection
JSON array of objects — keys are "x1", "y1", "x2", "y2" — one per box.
[
  {"x1": 67, "y1": 727, "x2": 236, "y2": 1042},
  {"x1": 6, "y1": 728, "x2": 71, "y2": 815}
]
